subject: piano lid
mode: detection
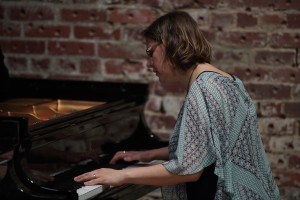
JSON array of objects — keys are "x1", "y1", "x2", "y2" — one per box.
[{"x1": 0, "y1": 77, "x2": 149, "y2": 102}]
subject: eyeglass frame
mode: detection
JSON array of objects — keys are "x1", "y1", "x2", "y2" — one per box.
[{"x1": 146, "y1": 43, "x2": 160, "y2": 58}]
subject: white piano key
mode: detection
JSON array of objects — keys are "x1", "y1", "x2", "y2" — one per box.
[{"x1": 77, "y1": 185, "x2": 108, "y2": 200}]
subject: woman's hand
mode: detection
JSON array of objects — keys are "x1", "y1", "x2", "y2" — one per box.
[
  {"x1": 74, "y1": 168, "x2": 125, "y2": 186},
  {"x1": 109, "y1": 147, "x2": 169, "y2": 165},
  {"x1": 109, "y1": 150, "x2": 151, "y2": 165}
]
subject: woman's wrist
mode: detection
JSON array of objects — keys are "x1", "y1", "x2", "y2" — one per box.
[{"x1": 141, "y1": 150, "x2": 154, "y2": 162}]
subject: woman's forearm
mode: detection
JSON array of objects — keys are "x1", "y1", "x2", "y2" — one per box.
[
  {"x1": 110, "y1": 147, "x2": 169, "y2": 164},
  {"x1": 146, "y1": 147, "x2": 169, "y2": 161},
  {"x1": 74, "y1": 160, "x2": 202, "y2": 187},
  {"x1": 123, "y1": 164, "x2": 202, "y2": 186}
]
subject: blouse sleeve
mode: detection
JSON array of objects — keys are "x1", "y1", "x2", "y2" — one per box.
[{"x1": 162, "y1": 82, "x2": 217, "y2": 175}]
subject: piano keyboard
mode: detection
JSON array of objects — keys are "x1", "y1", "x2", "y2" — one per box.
[
  {"x1": 45, "y1": 156, "x2": 134, "y2": 198},
  {"x1": 77, "y1": 185, "x2": 109, "y2": 200},
  {"x1": 43, "y1": 157, "x2": 163, "y2": 200}
]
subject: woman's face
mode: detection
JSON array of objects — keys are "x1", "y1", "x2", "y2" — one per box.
[{"x1": 146, "y1": 40, "x2": 174, "y2": 84}]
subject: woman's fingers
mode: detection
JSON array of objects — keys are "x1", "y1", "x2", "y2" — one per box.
[
  {"x1": 109, "y1": 151, "x2": 133, "y2": 164},
  {"x1": 74, "y1": 171, "x2": 95, "y2": 182},
  {"x1": 109, "y1": 151, "x2": 142, "y2": 164},
  {"x1": 74, "y1": 168, "x2": 124, "y2": 186}
]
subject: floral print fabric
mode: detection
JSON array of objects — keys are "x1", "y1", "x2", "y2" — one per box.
[{"x1": 161, "y1": 72, "x2": 280, "y2": 200}]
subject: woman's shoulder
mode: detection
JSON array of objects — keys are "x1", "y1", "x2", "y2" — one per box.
[{"x1": 196, "y1": 71, "x2": 232, "y2": 86}]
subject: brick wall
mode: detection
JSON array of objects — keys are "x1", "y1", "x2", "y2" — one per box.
[{"x1": 0, "y1": 0, "x2": 299, "y2": 199}]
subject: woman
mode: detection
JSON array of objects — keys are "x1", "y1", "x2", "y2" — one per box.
[{"x1": 74, "y1": 11, "x2": 280, "y2": 200}]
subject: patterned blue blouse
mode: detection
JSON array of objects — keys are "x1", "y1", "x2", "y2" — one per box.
[{"x1": 161, "y1": 71, "x2": 280, "y2": 200}]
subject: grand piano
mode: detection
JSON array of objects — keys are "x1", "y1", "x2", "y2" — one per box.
[{"x1": 0, "y1": 53, "x2": 168, "y2": 200}]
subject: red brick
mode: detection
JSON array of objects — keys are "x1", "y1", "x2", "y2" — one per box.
[
  {"x1": 270, "y1": 33, "x2": 300, "y2": 48},
  {"x1": 255, "y1": 50, "x2": 295, "y2": 67},
  {"x1": 202, "y1": 30, "x2": 216, "y2": 43},
  {"x1": 272, "y1": 68, "x2": 300, "y2": 84},
  {"x1": 74, "y1": 25, "x2": 120, "y2": 40},
  {"x1": 257, "y1": 130, "x2": 269, "y2": 146},
  {"x1": 284, "y1": 102, "x2": 300, "y2": 118},
  {"x1": 48, "y1": 41, "x2": 95, "y2": 56},
  {"x1": 260, "y1": 13, "x2": 286, "y2": 27},
  {"x1": 124, "y1": 0, "x2": 163, "y2": 7},
  {"x1": 294, "y1": 85, "x2": 300, "y2": 99},
  {"x1": 274, "y1": 0, "x2": 300, "y2": 10},
  {"x1": 105, "y1": 60, "x2": 143, "y2": 75},
  {"x1": 98, "y1": 43, "x2": 144, "y2": 59},
  {"x1": 219, "y1": 31, "x2": 267, "y2": 47},
  {"x1": 105, "y1": 61, "x2": 123, "y2": 74},
  {"x1": 119, "y1": 61, "x2": 144, "y2": 74},
  {"x1": 123, "y1": 27, "x2": 145, "y2": 41},
  {"x1": 130, "y1": 0, "x2": 195, "y2": 9},
  {"x1": 258, "y1": 102, "x2": 283, "y2": 117},
  {"x1": 259, "y1": 118, "x2": 295, "y2": 135},
  {"x1": 222, "y1": 0, "x2": 251, "y2": 8},
  {"x1": 25, "y1": 24, "x2": 70, "y2": 38},
  {"x1": 6, "y1": 57, "x2": 27, "y2": 71},
  {"x1": 61, "y1": 9, "x2": 106, "y2": 22},
  {"x1": 211, "y1": 13, "x2": 234, "y2": 30},
  {"x1": 269, "y1": 136, "x2": 300, "y2": 154},
  {"x1": 287, "y1": 14, "x2": 300, "y2": 29},
  {"x1": 188, "y1": 10, "x2": 210, "y2": 27},
  {"x1": 289, "y1": 155, "x2": 300, "y2": 169},
  {"x1": 224, "y1": 0, "x2": 273, "y2": 8},
  {"x1": 172, "y1": 0, "x2": 195, "y2": 8},
  {"x1": 58, "y1": 59, "x2": 77, "y2": 72},
  {"x1": 80, "y1": 59, "x2": 100, "y2": 74},
  {"x1": 237, "y1": 13, "x2": 258, "y2": 28},
  {"x1": 108, "y1": 8, "x2": 157, "y2": 24},
  {"x1": 0, "y1": 22, "x2": 21, "y2": 37},
  {"x1": 191, "y1": 0, "x2": 219, "y2": 8},
  {"x1": 251, "y1": 0, "x2": 274, "y2": 7},
  {"x1": 273, "y1": 170, "x2": 300, "y2": 187},
  {"x1": 267, "y1": 153, "x2": 288, "y2": 169},
  {"x1": 233, "y1": 67, "x2": 269, "y2": 82},
  {"x1": 9, "y1": 6, "x2": 54, "y2": 20},
  {"x1": 31, "y1": 58, "x2": 50, "y2": 71},
  {"x1": 245, "y1": 83, "x2": 291, "y2": 100},
  {"x1": 0, "y1": 40, "x2": 45, "y2": 54},
  {"x1": 213, "y1": 49, "x2": 245, "y2": 63}
]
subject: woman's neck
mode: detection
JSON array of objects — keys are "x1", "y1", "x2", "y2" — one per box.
[
  {"x1": 185, "y1": 64, "x2": 234, "y2": 92},
  {"x1": 186, "y1": 64, "x2": 198, "y2": 92}
]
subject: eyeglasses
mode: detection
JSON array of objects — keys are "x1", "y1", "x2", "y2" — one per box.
[{"x1": 146, "y1": 43, "x2": 159, "y2": 58}]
